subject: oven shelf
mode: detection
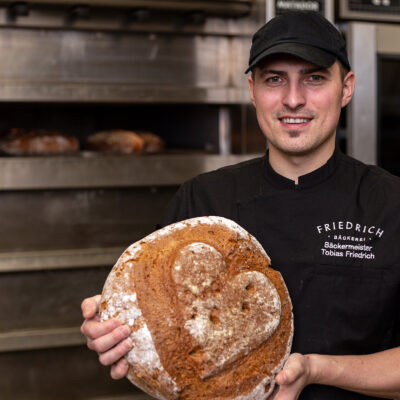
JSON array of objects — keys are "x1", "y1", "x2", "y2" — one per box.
[
  {"x1": 0, "y1": 153, "x2": 261, "y2": 190},
  {"x1": 0, "y1": 246, "x2": 126, "y2": 273},
  {"x1": 0, "y1": 0, "x2": 252, "y2": 16},
  {"x1": 0, "y1": 327, "x2": 84, "y2": 352}
]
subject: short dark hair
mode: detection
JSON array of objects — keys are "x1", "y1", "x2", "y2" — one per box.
[{"x1": 338, "y1": 62, "x2": 350, "y2": 81}]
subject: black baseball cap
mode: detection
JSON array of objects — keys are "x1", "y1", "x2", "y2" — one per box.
[{"x1": 246, "y1": 11, "x2": 351, "y2": 73}]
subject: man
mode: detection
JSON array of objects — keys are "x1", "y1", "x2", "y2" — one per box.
[{"x1": 81, "y1": 11, "x2": 400, "y2": 399}]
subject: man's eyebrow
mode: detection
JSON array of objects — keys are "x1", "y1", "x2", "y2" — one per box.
[
  {"x1": 259, "y1": 69, "x2": 286, "y2": 76},
  {"x1": 258, "y1": 66, "x2": 331, "y2": 76},
  {"x1": 300, "y1": 66, "x2": 330, "y2": 75}
]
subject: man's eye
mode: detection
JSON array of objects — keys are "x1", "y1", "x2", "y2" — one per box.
[
  {"x1": 308, "y1": 75, "x2": 324, "y2": 82},
  {"x1": 266, "y1": 76, "x2": 281, "y2": 84}
]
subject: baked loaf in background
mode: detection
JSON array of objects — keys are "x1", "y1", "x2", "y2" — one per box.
[
  {"x1": 100, "y1": 216, "x2": 293, "y2": 400},
  {"x1": 86, "y1": 129, "x2": 144, "y2": 154},
  {"x1": 86, "y1": 129, "x2": 165, "y2": 154},
  {"x1": 137, "y1": 130, "x2": 165, "y2": 154},
  {"x1": 0, "y1": 129, "x2": 79, "y2": 155}
]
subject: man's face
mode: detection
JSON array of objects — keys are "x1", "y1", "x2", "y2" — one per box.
[{"x1": 248, "y1": 55, "x2": 354, "y2": 158}]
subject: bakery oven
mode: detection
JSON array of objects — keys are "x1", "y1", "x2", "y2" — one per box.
[
  {"x1": 0, "y1": 1, "x2": 267, "y2": 399},
  {"x1": 339, "y1": 0, "x2": 400, "y2": 177},
  {"x1": 346, "y1": 22, "x2": 400, "y2": 177}
]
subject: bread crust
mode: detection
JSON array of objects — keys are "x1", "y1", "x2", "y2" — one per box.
[
  {"x1": 100, "y1": 216, "x2": 293, "y2": 400},
  {"x1": 86, "y1": 130, "x2": 144, "y2": 154},
  {"x1": 0, "y1": 129, "x2": 79, "y2": 155}
]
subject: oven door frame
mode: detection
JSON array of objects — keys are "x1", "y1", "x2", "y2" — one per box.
[{"x1": 347, "y1": 22, "x2": 400, "y2": 166}]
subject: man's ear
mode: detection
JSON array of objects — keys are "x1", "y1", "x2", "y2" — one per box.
[
  {"x1": 248, "y1": 74, "x2": 256, "y2": 107},
  {"x1": 341, "y1": 71, "x2": 355, "y2": 108}
]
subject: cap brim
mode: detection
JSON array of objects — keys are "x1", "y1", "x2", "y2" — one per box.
[{"x1": 245, "y1": 42, "x2": 336, "y2": 73}]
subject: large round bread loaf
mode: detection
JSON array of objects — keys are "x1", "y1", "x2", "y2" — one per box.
[{"x1": 100, "y1": 216, "x2": 293, "y2": 400}]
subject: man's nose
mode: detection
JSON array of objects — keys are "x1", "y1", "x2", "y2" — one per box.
[{"x1": 282, "y1": 82, "x2": 305, "y2": 110}]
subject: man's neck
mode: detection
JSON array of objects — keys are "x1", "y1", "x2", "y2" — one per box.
[{"x1": 268, "y1": 144, "x2": 335, "y2": 185}]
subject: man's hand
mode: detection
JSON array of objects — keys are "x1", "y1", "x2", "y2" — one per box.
[
  {"x1": 80, "y1": 295, "x2": 132, "y2": 379},
  {"x1": 274, "y1": 353, "x2": 312, "y2": 400},
  {"x1": 273, "y1": 348, "x2": 400, "y2": 399}
]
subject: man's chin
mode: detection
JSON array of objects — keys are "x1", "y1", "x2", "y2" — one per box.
[
  {"x1": 272, "y1": 142, "x2": 320, "y2": 157},
  {"x1": 287, "y1": 130, "x2": 302, "y2": 139}
]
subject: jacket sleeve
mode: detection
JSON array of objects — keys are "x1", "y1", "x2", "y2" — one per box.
[
  {"x1": 156, "y1": 178, "x2": 208, "y2": 229},
  {"x1": 156, "y1": 163, "x2": 247, "y2": 229}
]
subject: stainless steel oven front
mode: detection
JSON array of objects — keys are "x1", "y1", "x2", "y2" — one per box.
[{"x1": 347, "y1": 22, "x2": 400, "y2": 177}]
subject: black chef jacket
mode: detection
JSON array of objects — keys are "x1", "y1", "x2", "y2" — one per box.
[{"x1": 158, "y1": 147, "x2": 400, "y2": 400}]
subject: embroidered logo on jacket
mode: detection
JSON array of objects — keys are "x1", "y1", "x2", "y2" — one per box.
[{"x1": 316, "y1": 221, "x2": 384, "y2": 260}]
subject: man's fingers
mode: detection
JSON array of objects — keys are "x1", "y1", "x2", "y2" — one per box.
[
  {"x1": 81, "y1": 295, "x2": 102, "y2": 319},
  {"x1": 99, "y1": 338, "x2": 133, "y2": 366},
  {"x1": 110, "y1": 358, "x2": 130, "y2": 380},
  {"x1": 276, "y1": 368, "x2": 298, "y2": 386},
  {"x1": 81, "y1": 317, "x2": 122, "y2": 341},
  {"x1": 88, "y1": 324, "x2": 131, "y2": 353},
  {"x1": 275, "y1": 354, "x2": 305, "y2": 386},
  {"x1": 81, "y1": 294, "x2": 132, "y2": 381}
]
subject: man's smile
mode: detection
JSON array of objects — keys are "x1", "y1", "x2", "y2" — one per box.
[
  {"x1": 280, "y1": 117, "x2": 311, "y2": 124},
  {"x1": 278, "y1": 116, "x2": 313, "y2": 129}
]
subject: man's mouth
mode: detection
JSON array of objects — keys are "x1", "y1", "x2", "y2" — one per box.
[{"x1": 280, "y1": 117, "x2": 311, "y2": 124}]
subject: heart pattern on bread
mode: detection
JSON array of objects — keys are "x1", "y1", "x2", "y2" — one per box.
[{"x1": 172, "y1": 242, "x2": 281, "y2": 379}]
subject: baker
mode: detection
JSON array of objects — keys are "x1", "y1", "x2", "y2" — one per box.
[{"x1": 81, "y1": 11, "x2": 400, "y2": 399}]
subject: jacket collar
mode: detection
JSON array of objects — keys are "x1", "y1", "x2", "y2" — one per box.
[{"x1": 263, "y1": 146, "x2": 342, "y2": 190}]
